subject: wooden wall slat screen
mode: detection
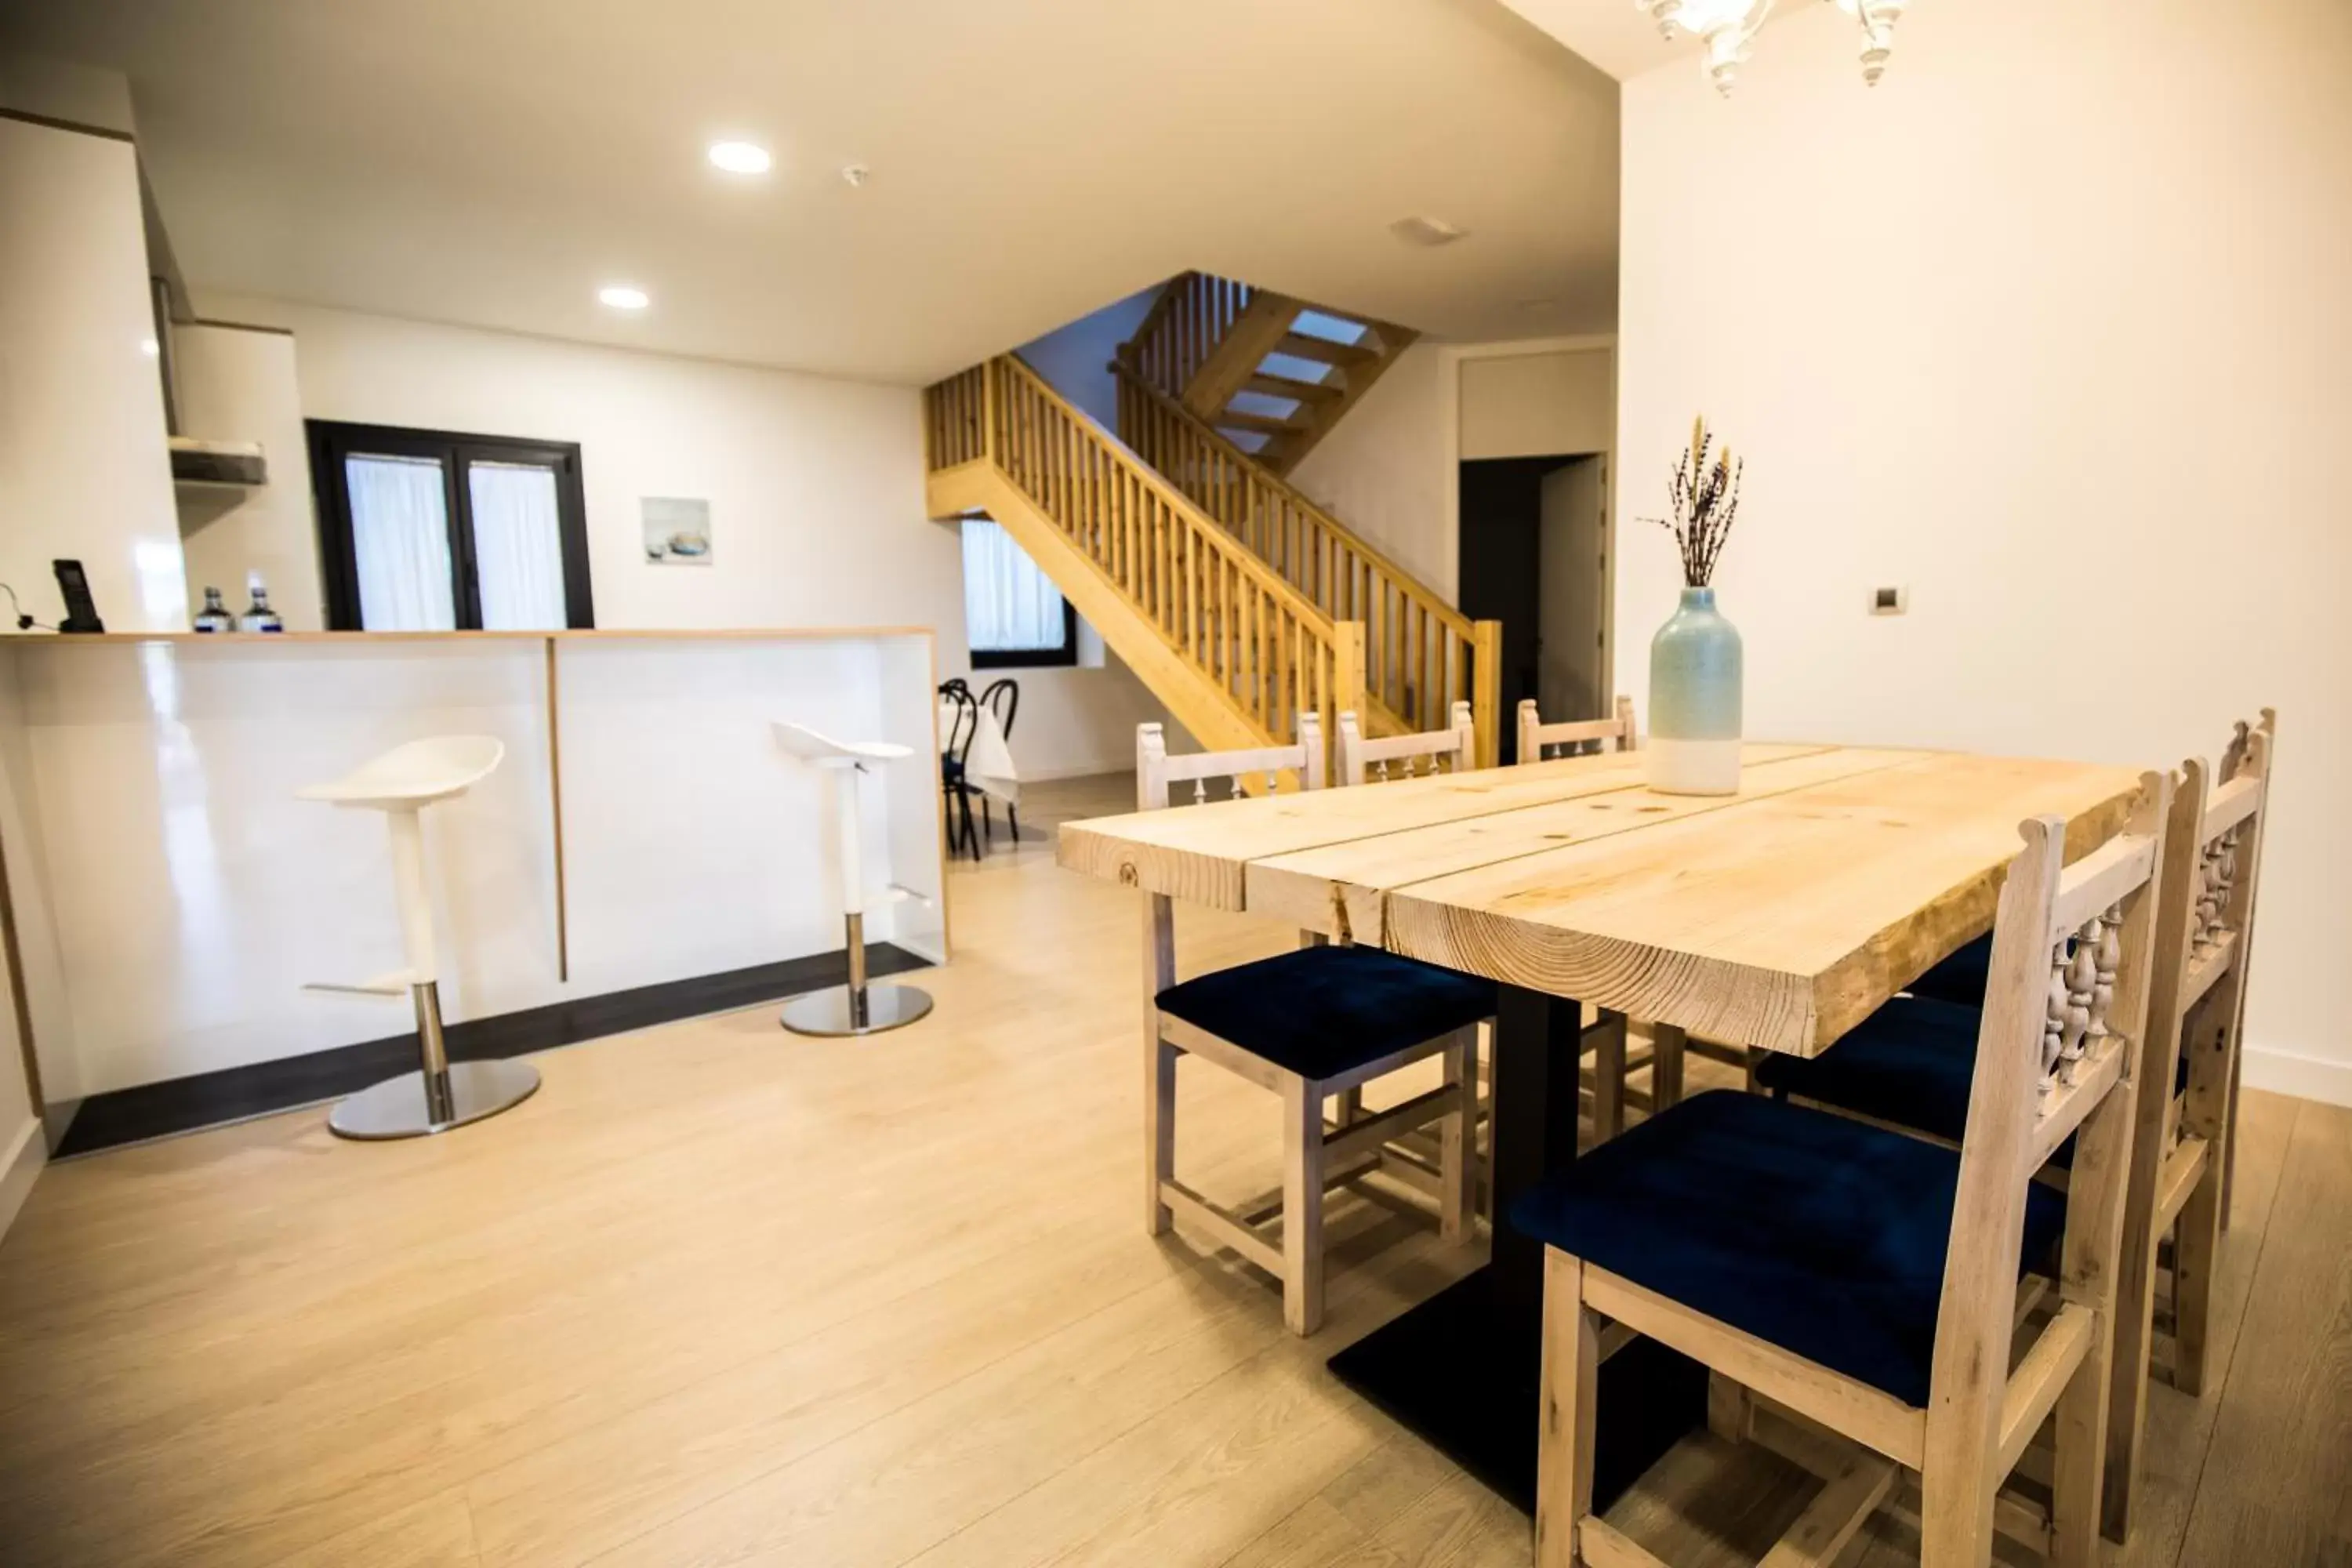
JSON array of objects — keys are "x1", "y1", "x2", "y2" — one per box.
[
  {"x1": 922, "y1": 355, "x2": 1363, "y2": 751},
  {"x1": 1112, "y1": 361, "x2": 1487, "y2": 739}
]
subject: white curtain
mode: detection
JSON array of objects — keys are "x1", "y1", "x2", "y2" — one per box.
[
  {"x1": 347, "y1": 454, "x2": 457, "y2": 631},
  {"x1": 467, "y1": 461, "x2": 569, "y2": 630},
  {"x1": 961, "y1": 519, "x2": 1066, "y2": 651}
]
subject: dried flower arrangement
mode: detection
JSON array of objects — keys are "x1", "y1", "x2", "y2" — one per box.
[{"x1": 1642, "y1": 416, "x2": 1744, "y2": 588}]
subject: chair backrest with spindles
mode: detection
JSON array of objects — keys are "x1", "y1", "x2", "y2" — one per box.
[
  {"x1": 1517, "y1": 695, "x2": 1638, "y2": 764},
  {"x1": 1922, "y1": 771, "x2": 2172, "y2": 1514},
  {"x1": 1134, "y1": 713, "x2": 1325, "y2": 812},
  {"x1": 1338, "y1": 702, "x2": 1475, "y2": 786},
  {"x1": 1137, "y1": 715, "x2": 1327, "y2": 983},
  {"x1": 2197, "y1": 711, "x2": 2273, "y2": 999},
  {"x1": 2163, "y1": 711, "x2": 2274, "y2": 1153}
]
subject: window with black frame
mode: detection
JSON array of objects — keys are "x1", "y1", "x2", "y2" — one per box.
[
  {"x1": 961, "y1": 517, "x2": 1077, "y2": 668},
  {"x1": 308, "y1": 420, "x2": 595, "y2": 631}
]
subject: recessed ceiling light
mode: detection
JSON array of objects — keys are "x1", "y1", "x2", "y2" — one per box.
[
  {"x1": 598, "y1": 285, "x2": 650, "y2": 310},
  {"x1": 707, "y1": 140, "x2": 772, "y2": 175}
]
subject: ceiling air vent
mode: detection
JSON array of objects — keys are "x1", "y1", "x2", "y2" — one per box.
[{"x1": 1389, "y1": 215, "x2": 1468, "y2": 248}]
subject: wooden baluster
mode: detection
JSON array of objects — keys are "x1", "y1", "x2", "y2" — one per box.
[
  {"x1": 2042, "y1": 948, "x2": 2069, "y2": 1109},
  {"x1": 2062, "y1": 922, "x2": 2096, "y2": 1082},
  {"x1": 2212, "y1": 829, "x2": 2238, "y2": 941},
  {"x1": 2191, "y1": 844, "x2": 2220, "y2": 956},
  {"x1": 2089, "y1": 904, "x2": 2122, "y2": 1051}
]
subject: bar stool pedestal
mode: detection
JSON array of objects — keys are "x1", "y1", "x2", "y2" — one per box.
[
  {"x1": 301, "y1": 735, "x2": 541, "y2": 1139},
  {"x1": 775, "y1": 722, "x2": 934, "y2": 1037}
]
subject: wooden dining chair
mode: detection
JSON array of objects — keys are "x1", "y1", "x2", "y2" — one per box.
[
  {"x1": 1518, "y1": 695, "x2": 1639, "y2": 764},
  {"x1": 1138, "y1": 715, "x2": 1486, "y2": 1334},
  {"x1": 1752, "y1": 716, "x2": 2274, "y2": 1541},
  {"x1": 1515, "y1": 695, "x2": 1669, "y2": 1142},
  {"x1": 1334, "y1": 701, "x2": 1508, "y2": 1218},
  {"x1": 937, "y1": 680, "x2": 982, "y2": 862},
  {"x1": 2209, "y1": 709, "x2": 2277, "y2": 1231},
  {"x1": 1338, "y1": 701, "x2": 1476, "y2": 785},
  {"x1": 2106, "y1": 714, "x2": 2273, "y2": 1534},
  {"x1": 1518, "y1": 775, "x2": 2171, "y2": 1568}
]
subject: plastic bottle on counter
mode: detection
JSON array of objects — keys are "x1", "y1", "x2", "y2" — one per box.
[
  {"x1": 238, "y1": 572, "x2": 284, "y2": 633},
  {"x1": 193, "y1": 586, "x2": 234, "y2": 633}
]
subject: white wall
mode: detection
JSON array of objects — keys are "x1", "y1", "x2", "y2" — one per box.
[
  {"x1": 0, "y1": 115, "x2": 185, "y2": 635},
  {"x1": 1288, "y1": 342, "x2": 1461, "y2": 599},
  {"x1": 1461, "y1": 348, "x2": 1612, "y2": 461},
  {"x1": 1018, "y1": 286, "x2": 1158, "y2": 431},
  {"x1": 1289, "y1": 337, "x2": 1619, "y2": 612},
  {"x1": 172, "y1": 321, "x2": 325, "y2": 630},
  {"x1": 1617, "y1": 0, "x2": 2352, "y2": 1102},
  {"x1": 201, "y1": 297, "x2": 1154, "y2": 779}
]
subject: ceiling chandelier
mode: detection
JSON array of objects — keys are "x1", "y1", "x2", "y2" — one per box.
[{"x1": 1639, "y1": 0, "x2": 1913, "y2": 95}]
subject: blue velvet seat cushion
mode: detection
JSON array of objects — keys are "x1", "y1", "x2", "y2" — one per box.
[
  {"x1": 1754, "y1": 995, "x2": 1984, "y2": 1148},
  {"x1": 1755, "y1": 992, "x2": 2183, "y2": 1165},
  {"x1": 1907, "y1": 932, "x2": 1992, "y2": 1006},
  {"x1": 1154, "y1": 944, "x2": 1495, "y2": 1081},
  {"x1": 1509, "y1": 1090, "x2": 2067, "y2": 1408}
]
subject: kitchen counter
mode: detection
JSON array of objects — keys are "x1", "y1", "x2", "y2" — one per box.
[{"x1": 0, "y1": 628, "x2": 947, "y2": 1112}]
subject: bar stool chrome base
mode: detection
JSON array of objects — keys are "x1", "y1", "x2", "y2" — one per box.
[
  {"x1": 779, "y1": 981, "x2": 934, "y2": 1036},
  {"x1": 779, "y1": 910, "x2": 932, "y2": 1036},
  {"x1": 328, "y1": 979, "x2": 539, "y2": 1140},
  {"x1": 329, "y1": 1058, "x2": 543, "y2": 1140}
]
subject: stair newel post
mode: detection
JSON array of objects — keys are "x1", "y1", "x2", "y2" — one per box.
[
  {"x1": 1472, "y1": 620, "x2": 1502, "y2": 769},
  {"x1": 1330, "y1": 620, "x2": 1367, "y2": 786},
  {"x1": 982, "y1": 355, "x2": 1000, "y2": 470}
]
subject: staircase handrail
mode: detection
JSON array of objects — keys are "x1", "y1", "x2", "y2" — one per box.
[
  {"x1": 1110, "y1": 358, "x2": 1494, "y2": 753},
  {"x1": 924, "y1": 355, "x2": 1365, "y2": 751},
  {"x1": 1111, "y1": 360, "x2": 1475, "y2": 644}
]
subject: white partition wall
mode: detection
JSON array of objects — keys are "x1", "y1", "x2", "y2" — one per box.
[
  {"x1": 0, "y1": 630, "x2": 946, "y2": 1107},
  {"x1": 554, "y1": 633, "x2": 946, "y2": 994}
]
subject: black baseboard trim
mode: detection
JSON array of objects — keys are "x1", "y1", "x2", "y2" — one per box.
[{"x1": 53, "y1": 943, "x2": 930, "y2": 1159}]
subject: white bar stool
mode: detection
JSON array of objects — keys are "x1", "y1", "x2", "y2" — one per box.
[
  {"x1": 773, "y1": 722, "x2": 935, "y2": 1036},
  {"x1": 300, "y1": 735, "x2": 541, "y2": 1139}
]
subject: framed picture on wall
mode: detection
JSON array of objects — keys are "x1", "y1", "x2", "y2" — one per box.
[{"x1": 642, "y1": 496, "x2": 713, "y2": 564}]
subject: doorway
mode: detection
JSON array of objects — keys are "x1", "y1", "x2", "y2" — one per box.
[{"x1": 1458, "y1": 454, "x2": 1608, "y2": 764}]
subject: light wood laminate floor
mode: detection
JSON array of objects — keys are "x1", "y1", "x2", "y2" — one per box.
[{"x1": 0, "y1": 773, "x2": 2343, "y2": 1567}]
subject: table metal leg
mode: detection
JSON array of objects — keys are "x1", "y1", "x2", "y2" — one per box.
[{"x1": 1327, "y1": 982, "x2": 1706, "y2": 1512}]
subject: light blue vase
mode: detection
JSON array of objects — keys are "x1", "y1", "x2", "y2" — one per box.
[{"x1": 1647, "y1": 586, "x2": 1743, "y2": 795}]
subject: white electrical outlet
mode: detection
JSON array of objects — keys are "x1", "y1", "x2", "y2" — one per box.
[{"x1": 1870, "y1": 585, "x2": 1908, "y2": 615}]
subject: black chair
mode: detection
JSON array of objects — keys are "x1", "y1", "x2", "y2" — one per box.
[
  {"x1": 938, "y1": 680, "x2": 982, "y2": 862},
  {"x1": 978, "y1": 677, "x2": 1020, "y2": 848}
]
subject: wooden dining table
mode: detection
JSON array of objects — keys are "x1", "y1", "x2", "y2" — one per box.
[{"x1": 1058, "y1": 741, "x2": 2148, "y2": 1512}]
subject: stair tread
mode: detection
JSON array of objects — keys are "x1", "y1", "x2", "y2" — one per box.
[
  {"x1": 1215, "y1": 409, "x2": 1315, "y2": 436},
  {"x1": 1243, "y1": 372, "x2": 1341, "y2": 402},
  {"x1": 1274, "y1": 332, "x2": 1379, "y2": 368}
]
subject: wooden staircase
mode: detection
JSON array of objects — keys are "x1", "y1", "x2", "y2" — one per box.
[
  {"x1": 1113, "y1": 364, "x2": 1494, "y2": 756},
  {"x1": 924, "y1": 355, "x2": 1368, "y2": 760},
  {"x1": 1120, "y1": 272, "x2": 1417, "y2": 476},
  {"x1": 922, "y1": 279, "x2": 1496, "y2": 768}
]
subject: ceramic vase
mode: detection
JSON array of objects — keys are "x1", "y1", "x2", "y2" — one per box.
[{"x1": 1647, "y1": 586, "x2": 1742, "y2": 795}]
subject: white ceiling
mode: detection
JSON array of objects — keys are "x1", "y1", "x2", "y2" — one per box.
[
  {"x1": 0, "y1": 0, "x2": 1624, "y2": 385},
  {"x1": 1490, "y1": 0, "x2": 1704, "y2": 81}
]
